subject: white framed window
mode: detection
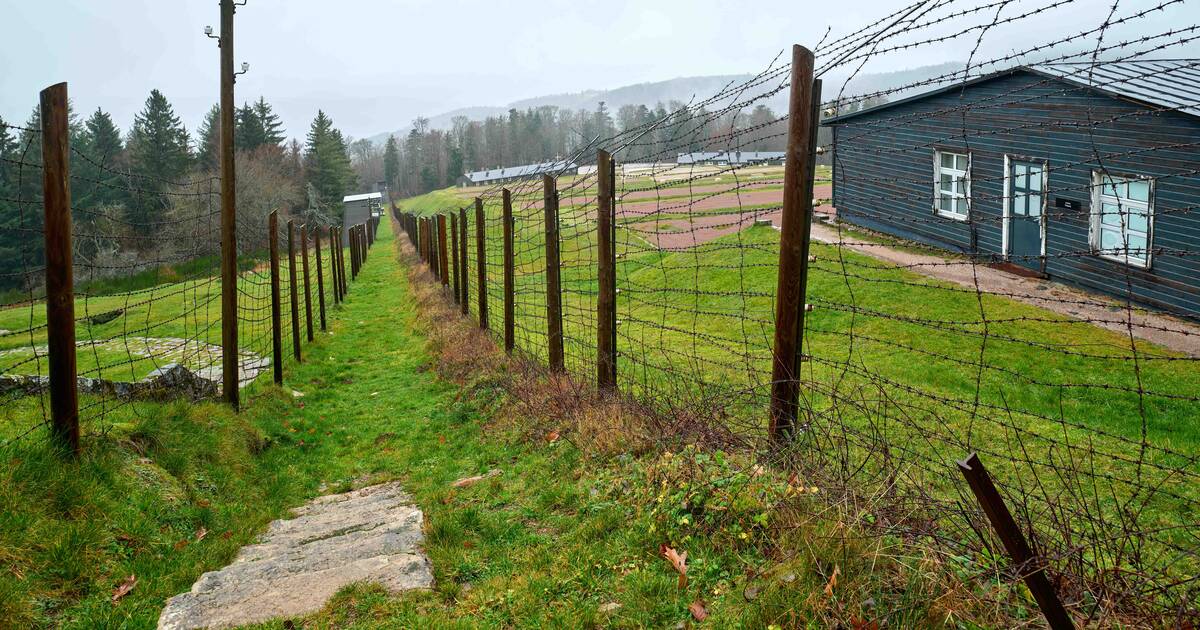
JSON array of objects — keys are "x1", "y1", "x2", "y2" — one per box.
[
  {"x1": 1091, "y1": 172, "x2": 1153, "y2": 268},
  {"x1": 935, "y1": 150, "x2": 971, "y2": 220}
]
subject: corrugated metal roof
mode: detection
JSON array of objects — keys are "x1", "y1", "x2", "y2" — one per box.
[
  {"x1": 676, "y1": 151, "x2": 786, "y2": 165},
  {"x1": 824, "y1": 59, "x2": 1200, "y2": 124},
  {"x1": 343, "y1": 192, "x2": 383, "y2": 203},
  {"x1": 462, "y1": 160, "x2": 578, "y2": 185}
]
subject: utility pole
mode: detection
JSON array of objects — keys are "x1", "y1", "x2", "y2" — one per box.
[{"x1": 218, "y1": 0, "x2": 239, "y2": 409}]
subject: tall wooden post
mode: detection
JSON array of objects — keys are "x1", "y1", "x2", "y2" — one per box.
[
  {"x1": 459, "y1": 208, "x2": 469, "y2": 314},
  {"x1": 351, "y1": 225, "x2": 359, "y2": 280},
  {"x1": 596, "y1": 150, "x2": 617, "y2": 390},
  {"x1": 428, "y1": 220, "x2": 437, "y2": 279},
  {"x1": 474, "y1": 198, "x2": 489, "y2": 329},
  {"x1": 219, "y1": 0, "x2": 239, "y2": 409},
  {"x1": 769, "y1": 45, "x2": 821, "y2": 442},
  {"x1": 40, "y1": 82, "x2": 79, "y2": 456},
  {"x1": 287, "y1": 220, "x2": 302, "y2": 362},
  {"x1": 502, "y1": 188, "x2": 515, "y2": 354},
  {"x1": 269, "y1": 212, "x2": 283, "y2": 384},
  {"x1": 336, "y1": 227, "x2": 346, "y2": 299},
  {"x1": 301, "y1": 224, "x2": 314, "y2": 342},
  {"x1": 329, "y1": 226, "x2": 340, "y2": 305},
  {"x1": 543, "y1": 175, "x2": 564, "y2": 372},
  {"x1": 450, "y1": 213, "x2": 461, "y2": 303},
  {"x1": 438, "y1": 214, "x2": 450, "y2": 288},
  {"x1": 314, "y1": 226, "x2": 327, "y2": 330}
]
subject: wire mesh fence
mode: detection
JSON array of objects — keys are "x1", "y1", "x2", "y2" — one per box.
[{"x1": 397, "y1": 0, "x2": 1200, "y2": 624}]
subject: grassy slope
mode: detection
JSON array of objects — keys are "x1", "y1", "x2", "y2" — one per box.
[{"x1": 3, "y1": 222, "x2": 918, "y2": 629}]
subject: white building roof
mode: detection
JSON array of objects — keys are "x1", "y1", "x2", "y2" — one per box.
[
  {"x1": 461, "y1": 160, "x2": 578, "y2": 185},
  {"x1": 343, "y1": 192, "x2": 384, "y2": 203}
]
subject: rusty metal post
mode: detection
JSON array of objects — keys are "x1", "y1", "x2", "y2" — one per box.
[
  {"x1": 301, "y1": 224, "x2": 314, "y2": 342},
  {"x1": 459, "y1": 208, "x2": 469, "y2": 314},
  {"x1": 314, "y1": 226, "x2": 327, "y2": 330},
  {"x1": 269, "y1": 212, "x2": 283, "y2": 384},
  {"x1": 769, "y1": 45, "x2": 821, "y2": 442},
  {"x1": 40, "y1": 82, "x2": 79, "y2": 455},
  {"x1": 543, "y1": 175, "x2": 564, "y2": 372},
  {"x1": 958, "y1": 453, "x2": 1074, "y2": 630},
  {"x1": 474, "y1": 198, "x2": 489, "y2": 329},
  {"x1": 287, "y1": 220, "x2": 302, "y2": 362},
  {"x1": 450, "y1": 213, "x2": 461, "y2": 303},
  {"x1": 596, "y1": 150, "x2": 617, "y2": 390},
  {"x1": 438, "y1": 214, "x2": 450, "y2": 288},
  {"x1": 502, "y1": 188, "x2": 515, "y2": 354}
]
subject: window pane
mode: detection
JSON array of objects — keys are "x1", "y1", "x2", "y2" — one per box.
[
  {"x1": 1101, "y1": 203, "x2": 1122, "y2": 227},
  {"x1": 1013, "y1": 193, "x2": 1027, "y2": 216},
  {"x1": 955, "y1": 154, "x2": 968, "y2": 171},
  {"x1": 940, "y1": 153, "x2": 955, "y2": 169},
  {"x1": 1028, "y1": 194, "x2": 1041, "y2": 217},
  {"x1": 1014, "y1": 163, "x2": 1027, "y2": 180},
  {"x1": 1128, "y1": 208, "x2": 1149, "y2": 233},
  {"x1": 1101, "y1": 228, "x2": 1122, "y2": 251},
  {"x1": 1127, "y1": 234, "x2": 1148, "y2": 258},
  {"x1": 940, "y1": 174, "x2": 954, "y2": 193},
  {"x1": 1128, "y1": 180, "x2": 1150, "y2": 202},
  {"x1": 939, "y1": 195, "x2": 953, "y2": 213},
  {"x1": 1028, "y1": 167, "x2": 1042, "y2": 191}
]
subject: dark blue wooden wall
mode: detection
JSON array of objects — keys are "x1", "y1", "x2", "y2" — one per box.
[{"x1": 828, "y1": 70, "x2": 1200, "y2": 318}]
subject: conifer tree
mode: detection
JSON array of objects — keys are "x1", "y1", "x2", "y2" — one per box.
[
  {"x1": 254, "y1": 97, "x2": 286, "y2": 148},
  {"x1": 304, "y1": 110, "x2": 355, "y2": 215},
  {"x1": 383, "y1": 135, "x2": 400, "y2": 191},
  {"x1": 197, "y1": 104, "x2": 220, "y2": 172},
  {"x1": 77, "y1": 108, "x2": 127, "y2": 209},
  {"x1": 126, "y1": 89, "x2": 192, "y2": 229}
]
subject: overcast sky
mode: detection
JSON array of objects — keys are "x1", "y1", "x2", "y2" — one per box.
[{"x1": 2, "y1": 0, "x2": 1196, "y2": 143}]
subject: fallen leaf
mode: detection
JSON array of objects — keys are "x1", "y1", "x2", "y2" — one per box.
[
  {"x1": 111, "y1": 574, "x2": 137, "y2": 604},
  {"x1": 173, "y1": 539, "x2": 189, "y2": 551},
  {"x1": 291, "y1": 389, "x2": 304, "y2": 398},
  {"x1": 660, "y1": 544, "x2": 688, "y2": 589},
  {"x1": 688, "y1": 600, "x2": 708, "y2": 621},
  {"x1": 221, "y1": 530, "x2": 233, "y2": 540},
  {"x1": 451, "y1": 469, "x2": 501, "y2": 488},
  {"x1": 546, "y1": 431, "x2": 560, "y2": 443},
  {"x1": 195, "y1": 527, "x2": 208, "y2": 542},
  {"x1": 823, "y1": 565, "x2": 841, "y2": 597}
]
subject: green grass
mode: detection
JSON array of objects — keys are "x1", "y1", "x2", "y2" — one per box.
[{"x1": 0, "y1": 221, "x2": 942, "y2": 628}]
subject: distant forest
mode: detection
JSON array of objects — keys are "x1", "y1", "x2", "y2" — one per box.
[
  {"x1": 0, "y1": 92, "x2": 359, "y2": 292},
  {"x1": 370, "y1": 96, "x2": 885, "y2": 198}
]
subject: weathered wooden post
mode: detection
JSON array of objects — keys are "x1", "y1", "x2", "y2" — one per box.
[
  {"x1": 329, "y1": 226, "x2": 341, "y2": 305},
  {"x1": 314, "y1": 226, "x2": 327, "y2": 330},
  {"x1": 300, "y1": 224, "x2": 314, "y2": 342},
  {"x1": 474, "y1": 197, "x2": 489, "y2": 329},
  {"x1": 958, "y1": 454, "x2": 1074, "y2": 630},
  {"x1": 596, "y1": 150, "x2": 617, "y2": 390},
  {"x1": 438, "y1": 214, "x2": 450, "y2": 289},
  {"x1": 287, "y1": 220, "x2": 302, "y2": 362},
  {"x1": 450, "y1": 213, "x2": 461, "y2": 303},
  {"x1": 40, "y1": 82, "x2": 79, "y2": 455},
  {"x1": 350, "y1": 224, "x2": 359, "y2": 280},
  {"x1": 218, "y1": 0, "x2": 239, "y2": 410},
  {"x1": 502, "y1": 188, "x2": 515, "y2": 354},
  {"x1": 543, "y1": 175, "x2": 565, "y2": 371},
  {"x1": 459, "y1": 208, "x2": 469, "y2": 314},
  {"x1": 769, "y1": 44, "x2": 821, "y2": 443},
  {"x1": 337, "y1": 227, "x2": 347, "y2": 298},
  {"x1": 269, "y1": 212, "x2": 283, "y2": 384}
]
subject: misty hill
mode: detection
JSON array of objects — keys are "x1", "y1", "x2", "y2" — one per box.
[{"x1": 368, "y1": 62, "x2": 963, "y2": 145}]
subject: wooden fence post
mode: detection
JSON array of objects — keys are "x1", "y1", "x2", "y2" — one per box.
[
  {"x1": 543, "y1": 175, "x2": 564, "y2": 372},
  {"x1": 958, "y1": 453, "x2": 1074, "y2": 630},
  {"x1": 301, "y1": 224, "x2": 314, "y2": 342},
  {"x1": 269, "y1": 211, "x2": 283, "y2": 384},
  {"x1": 474, "y1": 197, "x2": 489, "y2": 329},
  {"x1": 450, "y1": 213, "x2": 461, "y2": 303},
  {"x1": 769, "y1": 45, "x2": 821, "y2": 443},
  {"x1": 351, "y1": 225, "x2": 359, "y2": 280},
  {"x1": 329, "y1": 226, "x2": 340, "y2": 305},
  {"x1": 502, "y1": 188, "x2": 515, "y2": 354},
  {"x1": 40, "y1": 82, "x2": 79, "y2": 456},
  {"x1": 287, "y1": 220, "x2": 302, "y2": 362},
  {"x1": 337, "y1": 227, "x2": 347, "y2": 298},
  {"x1": 459, "y1": 208, "x2": 469, "y2": 314},
  {"x1": 438, "y1": 214, "x2": 450, "y2": 289},
  {"x1": 315, "y1": 225, "x2": 327, "y2": 330},
  {"x1": 596, "y1": 149, "x2": 617, "y2": 390}
]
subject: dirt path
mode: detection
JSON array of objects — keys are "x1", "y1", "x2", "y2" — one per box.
[
  {"x1": 808, "y1": 222, "x2": 1200, "y2": 357},
  {"x1": 157, "y1": 482, "x2": 433, "y2": 630}
]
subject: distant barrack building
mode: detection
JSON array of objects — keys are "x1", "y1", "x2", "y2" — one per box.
[
  {"x1": 675, "y1": 151, "x2": 786, "y2": 166},
  {"x1": 457, "y1": 160, "x2": 579, "y2": 187},
  {"x1": 341, "y1": 192, "x2": 383, "y2": 246}
]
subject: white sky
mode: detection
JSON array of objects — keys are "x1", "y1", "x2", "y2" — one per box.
[{"x1": 2, "y1": 0, "x2": 1196, "y2": 142}]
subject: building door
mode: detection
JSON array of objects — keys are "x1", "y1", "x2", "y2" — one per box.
[{"x1": 1008, "y1": 160, "x2": 1045, "y2": 270}]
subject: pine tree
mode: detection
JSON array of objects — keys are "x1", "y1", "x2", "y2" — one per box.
[
  {"x1": 127, "y1": 89, "x2": 192, "y2": 230},
  {"x1": 254, "y1": 97, "x2": 286, "y2": 148},
  {"x1": 197, "y1": 104, "x2": 220, "y2": 172},
  {"x1": 304, "y1": 110, "x2": 355, "y2": 216},
  {"x1": 0, "y1": 117, "x2": 24, "y2": 290},
  {"x1": 383, "y1": 135, "x2": 400, "y2": 191},
  {"x1": 77, "y1": 108, "x2": 126, "y2": 209},
  {"x1": 236, "y1": 103, "x2": 266, "y2": 152}
]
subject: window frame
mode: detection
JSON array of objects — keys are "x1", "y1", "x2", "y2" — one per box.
[
  {"x1": 1089, "y1": 170, "x2": 1154, "y2": 269},
  {"x1": 933, "y1": 149, "x2": 971, "y2": 221}
]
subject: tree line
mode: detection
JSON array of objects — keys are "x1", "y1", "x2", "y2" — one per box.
[
  {"x1": 0, "y1": 89, "x2": 360, "y2": 292},
  {"x1": 371, "y1": 101, "x2": 791, "y2": 198}
]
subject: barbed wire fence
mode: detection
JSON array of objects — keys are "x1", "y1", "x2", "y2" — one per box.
[
  {"x1": 0, "y1": 85, "x2": 376, "y2": 457},
  {"x1": 396, "y1": 0, "x2": 1200, "y2": 625}
]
